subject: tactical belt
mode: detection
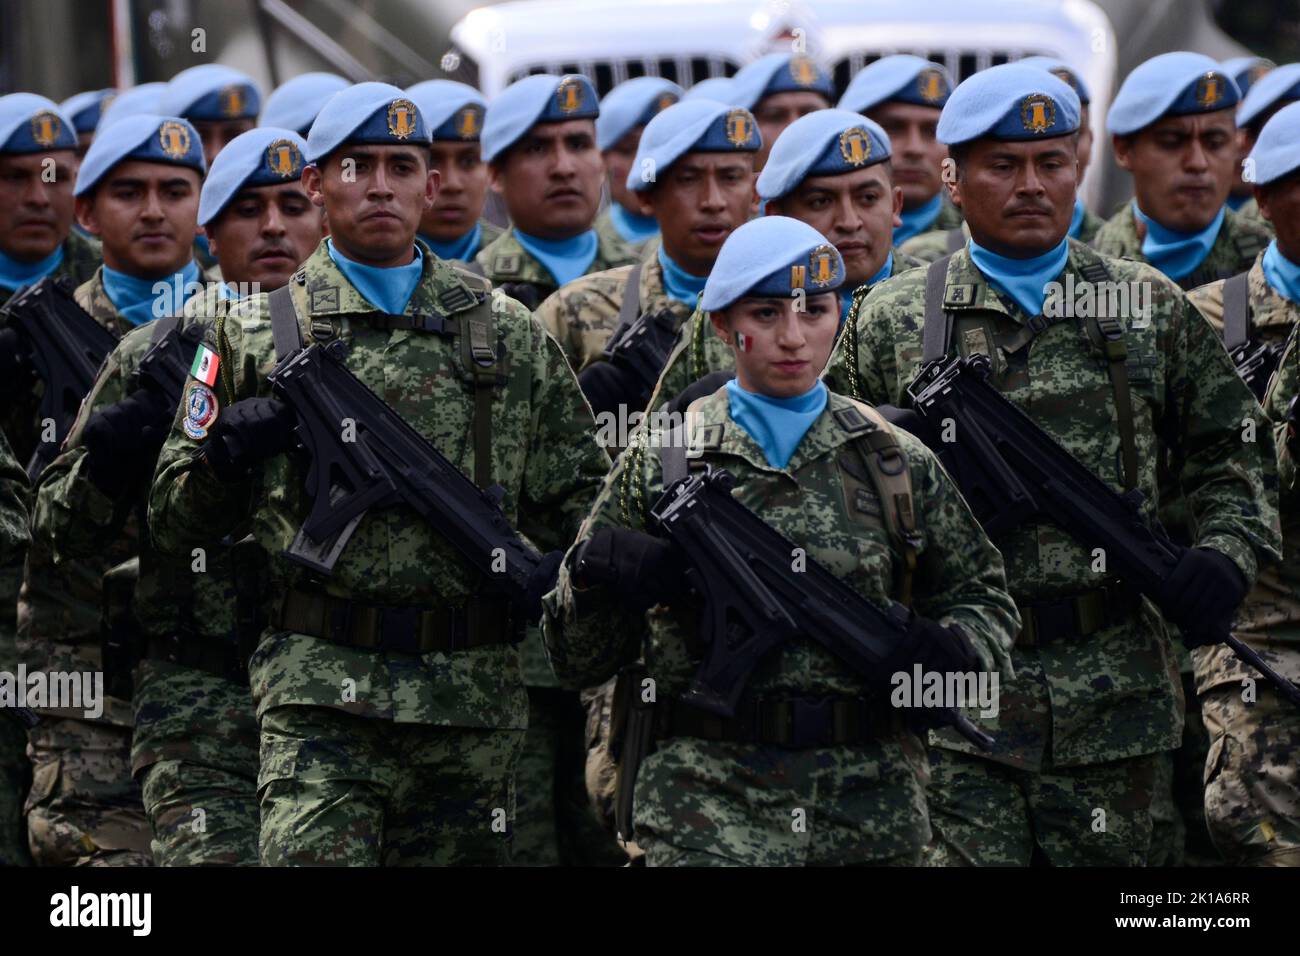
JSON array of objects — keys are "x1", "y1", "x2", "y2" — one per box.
[
  {"x1": 145, "y1": 630, "x2": 251, "y2": 684},
  {"x1": 271, "y1": 587, "x2": 522, "y2": 653},
  {"x1": 1015, "y1": 581, "x2": 1141, "y2": 647},
  {"x1": 656, "y1": 693, "x2": 904, "y2": 748}
]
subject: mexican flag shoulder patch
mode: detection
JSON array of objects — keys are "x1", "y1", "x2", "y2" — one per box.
[{"x1": 190, "y1": 343, "x2": 220, "y2": 386}]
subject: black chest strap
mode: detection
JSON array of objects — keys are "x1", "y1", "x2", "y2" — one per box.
[{"x1": 1221, "y1": 271, "x2": 1251, "y2": 352}]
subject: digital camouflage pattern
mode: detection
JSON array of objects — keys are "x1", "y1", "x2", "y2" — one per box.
[
  {"x1": 593, "y1": 206, "x2": 657, "y2": 258},
  {"x1": 543, "y1": 387, "x2": 1020, "y2": 865},
  {"x1": 0, "y1": 429, "x2": 31, "y2": 866},
  {"x1": 1189, "y1": 252, "x2": 1297, "y2": 362},
  {"x1": 647, "y1": 251, "x2": 924, "y2": 411},
  {"x1": 900, "y1": 207, "x2": 1106, "y2": 264},
  {"x1": 1232, "y1": 197, "x2": 1272, "y2": 234},
  {"x1": 148, "y1": 240, "x2": 611, "y2": 864},
  {"x1": 473, "y1": 227, "x2": 638, "y2": 306},
  {"x1": 1091, "y1": 204, "x2": 1273, "y2": 290}
]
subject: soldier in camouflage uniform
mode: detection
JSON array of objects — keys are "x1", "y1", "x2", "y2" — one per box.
[
  {"x1": 406, "y1": 81, "x2": 503, "y2": 265},
  {"x1": 1093, "y1": 54, "x2": 1273, "y2": 292},
  {"x1": 0, "y1": 429, "x2": 32, "y2": 866},
  {"x1": 543, "y1": 216, "x2": 1019, "y2": 867},
  {"x1": 823, "y1": 64, "x2": 1281, "y2": 866},
  {"x1": 18, "y1": 112, "x2": 211, "y2": 866},
  {"x1": 35, "y1": 128, "x2": 322, "y2": 867},
  {"x1": 148, "y1": 83, "x2": 611, "y2": 866},
  {"x1": 474, "y1": 74, "x2": 636, "y2": 309},
  {"x1": 592, "y1": 77, "x2": 682, "y2": 252},
  {"x1": 1189, "y1": 103, "x2": 1300, "y2": 866}
]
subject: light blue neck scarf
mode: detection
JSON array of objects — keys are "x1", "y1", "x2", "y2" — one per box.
[
  {"x1": 1262, "y1": 240, "x2": 1300, "y2": 305},
  {"x1": 1067, "y1": 198, "x2": 1086, "y2": 239},
  {"x1": 420, "y1": 223, "x2": 482, "y2": 263},
  {"x1": 1133, "y1": 200, "x2": 1225, "y2": 281},
  {"x1": 0, "y1": 244, "x2": 65, "y2": 292},
  {"x1": 513, "y1": 228, "x2": 599, "y2": 287},
  {"x1": 968, "y1": 237, "x2": 1069, "y2": 318},
  {"x1": 657, "y1": 246, "x2": 708, "y2": 307},
  {"x1": 726, "y1": 378, "x2": 828, "y2": 470},
  {"x1": 609, "y1": 202, "x2": 660, "y2": 244},
  {"x1": 102, "y1": 260, "x2": 201, "y2": 326},
  {"x1": 327, "y1": 238, "x2": 424, "y2": 315},
  {"x1": 893, "y1": 193, "x2": 942, "y2": 245}
]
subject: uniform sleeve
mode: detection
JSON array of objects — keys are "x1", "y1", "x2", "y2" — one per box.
[
  {"x1": 904, "y1": 431, "x2": 1019, "y2": 679},
  {"x1": 821, "y1": 287, "x2": 906, "y2": 406},
  {"x1": 1165, "y1": 282, "x2": 1282, "y2": 583},
  {"x1": 1264, "y1": 327, "x2": 1300, "y2": 504},
  {"x1": 533, "y1": 287, "x2": 583, "y2": 372},
  {"x1": 0, "y1": 430, "x2": 30, "y2": 569}
]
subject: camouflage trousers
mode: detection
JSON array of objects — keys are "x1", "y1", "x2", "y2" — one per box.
[
  {"x1": 24, "y1": 717, "x2": 152, "y2": 866},
  {"x1": 633, "y1": 733, "x2": 931, "y2": 867},
  {"x1": 1, "y1": 712, "x2": 32, "y2": 865},
  {"x1": 1201, "y1": 647, "x2": 1300, "y2": 866},
  {"x1": 512, "y1": 685, "x2": 626, "y2": 866},
  {"x1": 257, "y1": 704, "x2": 525, "y2": 866},
  {"x1": 139, "y1": 760, "x2": 258, "y2": 867},
  {"x1": 1148, "y1": 673, "x2": 1218, "y2": 868},
  {"x1": 923, "y1": 747, "x2": 1158, "y2": 866}
]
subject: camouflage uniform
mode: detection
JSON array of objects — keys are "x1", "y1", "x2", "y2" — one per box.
[
  {"x1": 901, "y1": 207, "x2": 1106, "y2": 264},
  {"x1": 32, "y1": 282, "x2": 262, "y2": 866},
  {"x1": 473, "y1": 227, "x2": 638, "y2": 310},
  {"x1": 0, "y1": 429, "x2": 31, "y2": 866},
  {"x1": 823, "y1": 241, "x2": 1281, "y2": 865},
  {"x1": 543, "y1": 387, "x2": 1019, "y2": 866},
  {"x1": 148, "y1": 241, "x2": 611, "y2": 866},
  {"x1": 1232, "y1": 197, "x2": 1272, "y2": 233},
  {"x1": 1091, "y1": 204, "x2": 1273, "y2": 291},
  {"x1": 593, "y1": 207, "x2": 657, "y2": 258},
  {"x1": 1189, "y1": 277, "x2": 1300, "y2": 866}
]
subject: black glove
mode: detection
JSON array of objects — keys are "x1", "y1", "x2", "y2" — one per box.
[
  {"x1": 665, "y1": 370, "x2": 734, "y2": 417},
  {"x1": 499, "y1": 282, "x2": 542, "y2": 311},
  {"x1": 0, "y1": 327, "x2": 36, "y2": 399},
  {"x1": 577, "y1": 361, "x2": 635, "y2": 419},
  {"x1": 516, "y1": 549, "x2": 564, "y2": 624},
  {"x1": 887, "y1": 614, "x2": 981, "y2": 676},
  {"x1": 202, "y1": 397, "x2": 297, "y2": 483},
  {"x1": 1160, "y1": 547, "x2": 1247, "y2": 648},
  {"x1": 875, "y1": 403, "x2": 938, "y2": 447},
  {"x1": 572, "y1": 527, "x2": 686, "y2": 611},
  {"x1": 81, "y1": 387, "x2": 178, "y2": 496}
]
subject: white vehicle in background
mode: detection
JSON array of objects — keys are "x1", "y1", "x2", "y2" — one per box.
[{"x1": 448, "y1": 0, "x2": 1118, "y2": 207}]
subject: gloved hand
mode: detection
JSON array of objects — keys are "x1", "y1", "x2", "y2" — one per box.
[
  {"x1": 571, "y1": 527, "x2": 686, "y2": 611},
  {"x1": 515, "y1": 549, "x2": 565, "y2": 624},
  {"x1": 202, "y1": 396, "x2": 297, "y2": 483},
  {"x1": 875, "y1": 403, "x2": 938, "y2": 447},
  {"x1": 0, "y1": 327, "x2": 35, "y2": 399},
  {"x1": 499, "y1": 282, "x2": 542, "y2": 311},
  {"x1": 891, "y1": 614, "x2": 981, "y2": 676},
  {"x1": 665, "y1": 370, "x2": 734, "y2": 417},
  {"x1": 1160, "y1": 546, "x2": 1247, "y2": 648},
  {"x1": 81, "y1": 387, "x2": 178, "y2": 496},
  {"x1": 577, "y1": 361, "x2": 634, "y2": 419}
]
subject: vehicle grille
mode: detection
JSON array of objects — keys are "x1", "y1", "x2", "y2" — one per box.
[
  {"x1": 508, "y1": 57, "x2": 741, "y2": 97},
  {"x1": 832, "y1": 49, "x2": 1053, "y2": 98}
]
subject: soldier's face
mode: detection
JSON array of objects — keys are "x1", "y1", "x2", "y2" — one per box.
[
  {"x1": 1256, "y1": 173, "x2": 1300, "y2": 263},
  {"x1": 753, "y1": 92, "x2": 831, "y2": 170},
  {"x1": 75, "y1": 160, "x2": 201, "y2": 279},
  {"x1": 604, "y1": 127, "x2": 642, "y2": 213},
  {"x1": 868, "y1": 102, "x2": 945, "y2": 210},
  {"x1": 1113, "y1": 110, "x2": 1236, "y2": 233},
  {"x1": 206, "y1": 182, "x2": 324, "y2": 290},
  {"x1": 305, "y1": 146, "x2": 435, "y2": 267},
  {"x1": 950, "y1": 137, "x2": 1077, "y2": 258},
  {"x1": 491, "y1": 119, "x2": 604, "y2": 238},
  {"x1": 635, "y1": 152, "x2": 754, "y2": 275},
  {"x1": 0, "y1": 150, "x2": 77, "y2": 261},
  {"x1": 193, "y1": 119, "x2": 256, "y2": 166},
  {"x1": 422, "y1": 140, "x2": 489, "y2": 242},
  {"x1": 710, "y1": 292, "x2": 839, "y2": 398},
  {"x1": 766, "y1": 164, "x2": 902, "y2": 287}
]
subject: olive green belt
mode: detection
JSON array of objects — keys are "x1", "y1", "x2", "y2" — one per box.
[
  {"x1": 1016, "y1": 582, "x2": 1142, "y2": 647},
  {"x1": 656, "y1": 693, "x2": 903, "y2": 748}
]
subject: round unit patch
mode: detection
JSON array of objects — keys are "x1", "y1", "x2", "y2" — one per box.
[{"x1": 183, "y1": 381, "x2": 220, "y2": 440}]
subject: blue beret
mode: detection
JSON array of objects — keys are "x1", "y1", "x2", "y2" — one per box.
[
  {"x1": 406, "y1": 80, "x2": 487, "y2": 142},
  {"x1": 1221, "y1": 56, "x2": 1275, "y2": 99},
  {"x1": 1247, "y1": 100, "x2": 1300, "y2": 185},
  {"x1": 839, "y1": 55, "x2": 952, "y2": 113},
  {"x1": 261, "y1": 73, "x2": 350, "y2": 135},
  {"x1": 729, "y1": 53, "x2": 834, "y2": 109},
  {"x1": 160, "y1": 64, "x2": 261, "y2": 122},
  {"x1": 97, "y1": 83, "x2": 165, "y2": 130},
  {"x1": 198, "y1": 126, "x2": 308, "y2": 225},
  {"x1": 481, "y1": 74, "x2": 599, "y2": 163},
  {"x1": 74, "y1": 113, "x2": 205, "y2": 196},
  {"x1": 757, "y1": 109, "x2": 890, "y2": 200},
  {"x1": 938, "y1": 63, "x2": 1080, "y2": 145},
  {"x1": 60, "y1": 89, "x2": 116, "y2": 134},
  {"x1": 306, "y1": 82, "x2": 431, "y2": 164},
  {"x1": 1107, "y1": 52, "x2": 1240, "y2": 136},
  {"x1": 626, "y1": 99, "x2": 759, "y2": 193},
  {"x1": 0, "y1": 94, "x2": 77, "y2": 154},
  {"x1": 684, "y1": 78, "x2": 736, "y2": 105},
  {"x1": 702, "y1": 216, "x2": 844, "y2": 311},
  {"x1": 1017, "y1": 57, "x2": 1091, "y2": 105},
  {"x1": 1237, "y1": 62, "x2": 1300, "y2": 128},
  {"x1": 596, "y1": 77, "x2": 683, "y2": 151}
]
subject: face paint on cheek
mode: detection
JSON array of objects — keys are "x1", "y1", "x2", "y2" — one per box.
[{"x1": 735, "y1": 331, "x2": 754, "y2": 352}]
